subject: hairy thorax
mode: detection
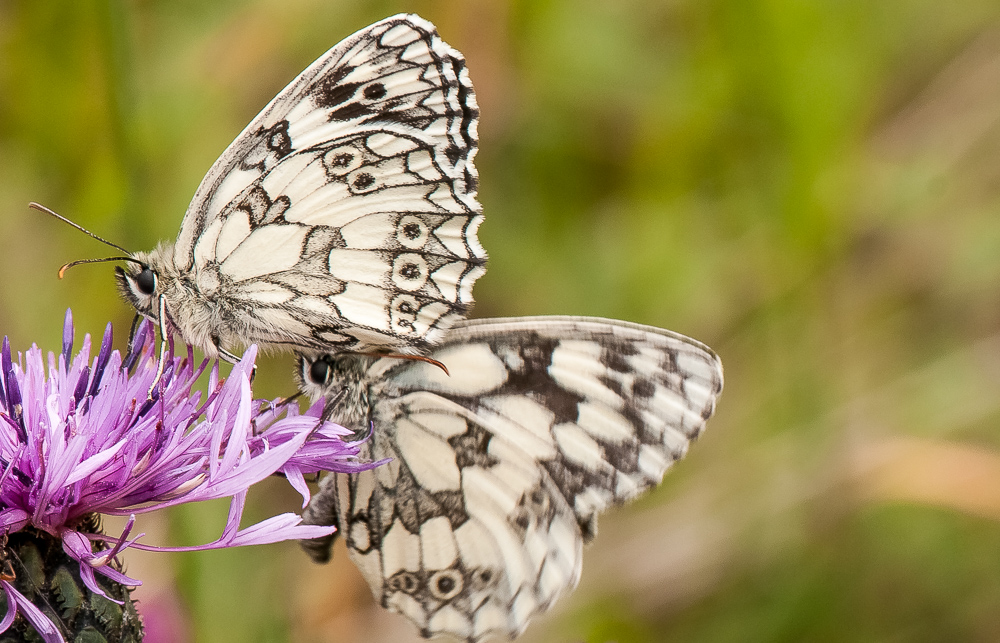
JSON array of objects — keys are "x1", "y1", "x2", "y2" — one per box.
[{"x1": 134, "y1": 244, "x2": 250, "y2": 358}]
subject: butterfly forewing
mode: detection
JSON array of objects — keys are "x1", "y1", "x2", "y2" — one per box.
[
  {"x1": 300, "y1": 316, "x2": 723, "y2": 641},
  {"x1": 126, "y1": 14, "x2": 484, "y2": 358}
]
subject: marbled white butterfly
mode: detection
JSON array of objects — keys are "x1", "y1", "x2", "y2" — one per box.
[
  {"x1": 297, "y1": 316, "x2": 724, "y2": 641},
  {"x1": 107, "y1": 14, "x2": 485, "y2": 361}
]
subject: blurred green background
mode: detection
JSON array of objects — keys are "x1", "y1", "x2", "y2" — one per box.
[{"x1": 4, "y1": 0, "x2": 1000, "y2": 641}]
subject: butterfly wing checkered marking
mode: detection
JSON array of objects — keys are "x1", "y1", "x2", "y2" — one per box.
[
  {"x1": 148, "y1": 14, "x2": 484, "y2": 355},
  {"x1": 300, "y1": 316, "x2": 723, "y2": 641}
]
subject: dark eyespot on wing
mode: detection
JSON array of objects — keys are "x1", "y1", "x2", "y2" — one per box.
[
  {"x1": 351, "y1": 172, "x2": 376, "y2": 190},
  {"x1": 402, "y1": 222, "x2": 422, "y2": 240},
  {"x1": 387, "y1": 570, "x2": 421, "y2": 594},
  {"x1": 329, "y1": 152, "x2": 355, "y2": 169},
  {"x1": 428, "y1": 569, "x2": 463, "y2": 600}
]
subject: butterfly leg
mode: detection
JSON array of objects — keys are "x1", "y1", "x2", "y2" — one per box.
[
  {"x1": 121, "y1": 314, "x2": 146, "y2": 373},
  {"x1": 213, "y1": 338, "x2": 256, "y2": 382},
  {"x1": 147, "y1": 296, "x2": 169, "y2": 399},
  {"x1": 299, "y1": 473, "x2": 342, "y2": 563},
  {"x1": 125, "y1": 314, "x2": 141, "y2": 354}
]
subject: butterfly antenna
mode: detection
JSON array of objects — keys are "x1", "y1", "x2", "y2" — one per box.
[
  {"x1": 58, "y1": 256, "x2": 145, "y2": 278},
  {"x1": 29, "y1": 202, "x2": 133, "y2": 255}
]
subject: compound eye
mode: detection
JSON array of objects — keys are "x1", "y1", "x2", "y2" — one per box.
[
  {"x1": 135, "y1": 267, "x2": 156, "y2": 295},
  {"x1": 309, "y1": 358, "x2": 331, "y2": 385}
]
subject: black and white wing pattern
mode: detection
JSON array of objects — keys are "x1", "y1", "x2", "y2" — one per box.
[
  {"x1": 299, "y1": 316, "x2": 724, "y2": 641},
  {"x1": 118, "y1": 14, "x2": 485, "y2": 358}
]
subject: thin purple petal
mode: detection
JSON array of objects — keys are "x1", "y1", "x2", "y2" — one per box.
[
  {"x1": 0, "y1": 337, "x2": 9, "y2": 410},
  {"x1": 87, "y1": 323, "x2": 113, "y2": 397},
  {"x1": 2, "y1": 338, "x2": 23, "y2": 441},
  {"x1": 4, "y1": 582, "x2": 63, "y2": 643},
  {"x1": 129, "y1": 513, "x2": 337, "y2": 552},
  {"x1": 0, "y1": 583, "x2": 16, "y2": 634},
  {"x1": 61, "y1": 309, "x2": 73, "y2": 367}
]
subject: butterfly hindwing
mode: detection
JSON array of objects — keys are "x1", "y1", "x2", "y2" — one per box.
[
  {"x1": 125, "y1": 14, "x2": 484, "y2": 357},
  {"x1": 301, "y1": 316, "x2": 723, "y2": 640}
]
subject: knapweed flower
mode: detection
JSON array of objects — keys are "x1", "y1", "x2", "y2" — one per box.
[{"x1": 0, "y1": 311, "x2": 371, "y2": 642}]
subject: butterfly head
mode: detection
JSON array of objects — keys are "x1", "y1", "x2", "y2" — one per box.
[
  {"x1": 297, "y1": 353, "x2": 370, "y2": 398},
  {"x1": 115, "y1": 250, "x2": 164, "y2": 320},
  {"x1": 296, "y1": 353, "x2": 375, "y2": 429}
]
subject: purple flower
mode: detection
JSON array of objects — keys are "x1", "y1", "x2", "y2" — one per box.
[{"x1": 0, "y1": 311, "x2": 369, "y2": 642}]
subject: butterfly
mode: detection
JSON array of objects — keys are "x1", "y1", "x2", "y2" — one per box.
[
  {"x1": 297, "y1": 316, "x2": 724, "y2": 641},
  {"x1": 81, "y1": 14, "x2": 486, "y2": 361}
]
